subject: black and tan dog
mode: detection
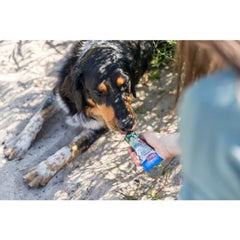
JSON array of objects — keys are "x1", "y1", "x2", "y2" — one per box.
[{"x1": 5, "y1": 40, "x2": 155, "y2": 187}]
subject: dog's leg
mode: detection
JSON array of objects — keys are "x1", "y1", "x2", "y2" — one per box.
[
  {"x1": 5, "y1": 91, "x2": 58, "y2": 160},
  {"x1": 23, "y1": 128, "x2": 107, "y2": 188}
]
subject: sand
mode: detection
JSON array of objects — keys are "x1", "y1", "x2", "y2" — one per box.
[{"x1": 0, "y1": 40, "x2": 181, "y2": 200}]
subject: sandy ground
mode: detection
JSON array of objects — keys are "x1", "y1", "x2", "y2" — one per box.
[{"x1": 0, "y1": 40, "x2": 181, "y2": 200}]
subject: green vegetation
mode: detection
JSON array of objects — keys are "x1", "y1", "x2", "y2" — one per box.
[
  {"x1": 149, "y1": 40, "x2": 177, "y2": 81},
  {"x1": 150, "y1": 186, "x2": 160, "y2": 200},
  {"x1": 151, "y1": 40, "x2": 177, "y2": 68}
]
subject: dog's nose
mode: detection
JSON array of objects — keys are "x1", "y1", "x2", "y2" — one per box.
[{"x1": 118, "y1": 118, "x2": 134, "y2": 132}]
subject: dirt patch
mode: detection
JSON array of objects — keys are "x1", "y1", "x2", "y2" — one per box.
[{"x1": 0, "y1": 40, "x2": 182, "y2": 200}]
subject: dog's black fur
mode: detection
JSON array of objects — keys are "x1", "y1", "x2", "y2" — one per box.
[
  {"x1": 55, "y1": 40, "x2": 154, "y2": 132},
  {"x1": 6, "y1": 40, "x2": 156, "y2": 187}
]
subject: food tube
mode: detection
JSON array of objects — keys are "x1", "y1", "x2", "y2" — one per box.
[{"x1": 124, "y1": 131, "x2": 164, "y2": 171}]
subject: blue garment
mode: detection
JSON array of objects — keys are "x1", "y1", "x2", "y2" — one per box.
[{"x1": 178, "y1": 68, "x2": 240, "y2": 200}]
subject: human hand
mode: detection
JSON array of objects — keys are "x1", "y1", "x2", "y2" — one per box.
[{"x1": 128, "y1": 132, "x2": 181, "y2": 167}]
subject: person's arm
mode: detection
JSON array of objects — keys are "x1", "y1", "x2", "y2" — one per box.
[{"x1": 128, "y1": 132, "x2": 181, "y2": 166}]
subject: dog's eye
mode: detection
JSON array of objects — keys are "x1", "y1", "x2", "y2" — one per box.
[
  {"x1": 119, "y1": 83, "x2": 128, "y2": 93},
  {"x1": 95, "y1": 89, "x2": 107, "y2": 98},
  {"x1": 120, "y1": 86, "x2": 125, "y2": 92},
  {"x1": 96, "y1": 90, "x2": 104, "y2": 97}
]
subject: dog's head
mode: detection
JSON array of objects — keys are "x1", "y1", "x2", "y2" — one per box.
[{"x1": 72, "y1": 47, "x2": 138, "y2": 132}]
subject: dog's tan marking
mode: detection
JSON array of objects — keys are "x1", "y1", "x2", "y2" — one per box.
[
  {"x1": 98, "y1": 83, "x2": 107, "y2": 93},
  {"x1": 116, "y1": 77, "x2": 125, "y2": 87},
  {"x1": 125, "y1": 95, "x2": 136, "y2": 126},
  {"x1": 87, "y1": 98, "x2": 96, "y2": 106},
  {"x1": 125, "y1": 95, "x2": 134, "y2": 117},
  {"x1": 97, "y1": 104, "x2": 115, "y2": 123},
  {"x1": 86, "y1": 104, "x2": 118, "y2": 130},
  {"x1": 86, "y1": 96, "x2": 136, "y2": 131}
]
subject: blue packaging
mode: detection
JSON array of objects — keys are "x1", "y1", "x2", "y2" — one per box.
[{"x1": 124, "y1": 131, "x2": 164, "y2": 171}]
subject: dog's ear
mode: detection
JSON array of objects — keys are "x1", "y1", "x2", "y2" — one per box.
[
  {"x1": 72, "y1": 68, "x2": 84, "y2": 113},
  {"x1": 131, "y1": 81, "x2": 137, "y2": 98},
  {"x1": 121, "y1": 61, "x2": 138, "y2": 98},
  {"x1": 129, "y1": 62, "x2": 139, "y2": 98}
]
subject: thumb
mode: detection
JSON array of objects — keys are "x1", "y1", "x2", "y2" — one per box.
[{"x1": 138, "y1": 132, "x2": 154, "y2": 146}]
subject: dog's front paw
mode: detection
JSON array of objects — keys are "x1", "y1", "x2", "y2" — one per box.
[
  {"x1": 4, "y1": 145, "x2": 26, "y2": 160},
  {"x1": 4, "y1": 130, "x2": 37, "y2": 160},
  {"x1": 23, "y1": 162, "x2": 55, "y2": 188}
]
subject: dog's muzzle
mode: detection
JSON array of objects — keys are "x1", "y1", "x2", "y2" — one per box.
[{"x1": 117, "y1": 116, "x2": 135, "y2": 132}]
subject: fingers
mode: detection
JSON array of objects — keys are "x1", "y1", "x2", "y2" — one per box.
[
  {"x1": 139, "y1": 131, "x2": 154, "y2": 145},
  {"x1": 128, "y1": 147, "x2": 141, "y2": 166},
  {"x1": 128, "y1": 147, "x2": 134, "y2": 154},
  {"x1": 138, "y1": 132, "x2": 147, "y2": 141}
]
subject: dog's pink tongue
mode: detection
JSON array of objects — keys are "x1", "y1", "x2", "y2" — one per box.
[{"x1": 120, "y1": 131, "x2": 127, "y2": 135}]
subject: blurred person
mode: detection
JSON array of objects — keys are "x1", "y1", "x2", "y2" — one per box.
[{"x1": 128, "y1": 41, "x2": 240, "y2": 200}]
